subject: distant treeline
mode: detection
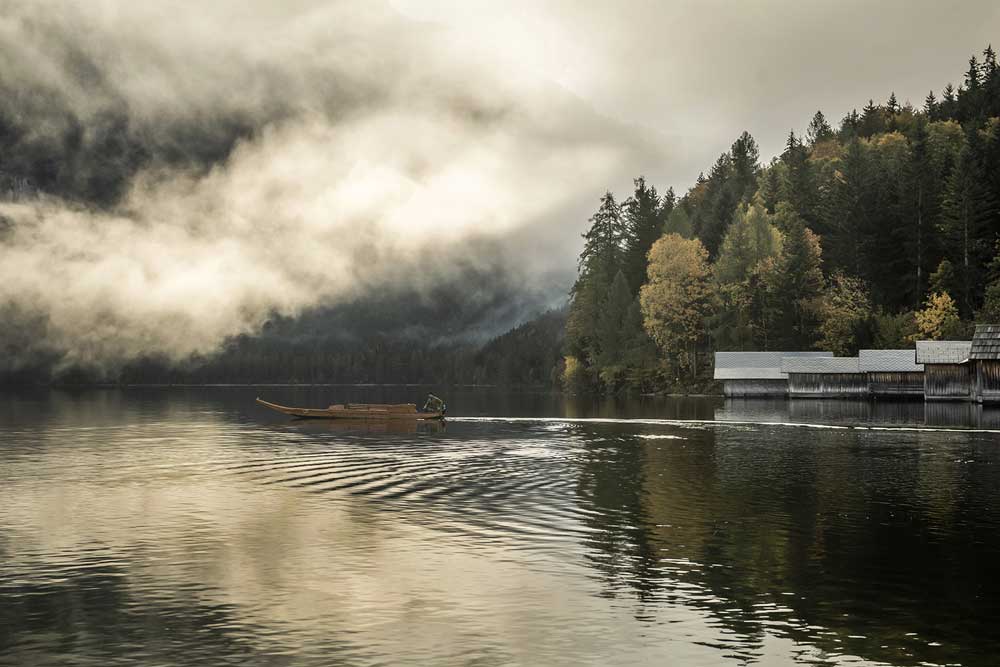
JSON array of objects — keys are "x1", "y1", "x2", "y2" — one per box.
[
  {"x1": 564, "y1": 45, "x2": 1000, "y2": 394},
  {"x1": 112, "y1": 308, "x2": 566, "y2": 387},
  {"x1": 1, "y1": 302, "x2": 566, "y2": 388}
]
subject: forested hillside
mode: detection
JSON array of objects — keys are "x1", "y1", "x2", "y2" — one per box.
[{"x1": 565, "y1": 45, "x2": 1000, "y2": 393}]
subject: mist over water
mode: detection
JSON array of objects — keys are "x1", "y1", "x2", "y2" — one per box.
[{"x1": 2, "y1": 389, "x2": 1000, "y2": 666}]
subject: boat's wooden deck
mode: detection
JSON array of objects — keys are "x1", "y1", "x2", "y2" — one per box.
[{"x1": 255, "y1": 398, "x2": 444, "y2": 420}]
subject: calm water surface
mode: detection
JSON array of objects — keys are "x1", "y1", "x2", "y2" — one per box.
[{"x1": 2, "y1": 388, "x2": 1000, "y2": 666}]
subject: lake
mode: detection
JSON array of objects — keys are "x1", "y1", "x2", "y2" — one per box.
[{"x1": 2, "y1": 388, "x2": 999, "y2": 666}]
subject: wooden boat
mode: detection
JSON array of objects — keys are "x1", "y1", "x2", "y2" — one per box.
[{"x1": 255, "y1": 397, "x2": 445, "y2": 420}]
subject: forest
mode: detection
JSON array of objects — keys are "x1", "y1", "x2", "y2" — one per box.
[{"x1": 563, "y1": 45, "x2": 1000, "y2": 393}]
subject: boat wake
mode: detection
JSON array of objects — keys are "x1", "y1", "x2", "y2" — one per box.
[{"x1": 448, "y1": 416, "x2": 1000, "y2": 434}]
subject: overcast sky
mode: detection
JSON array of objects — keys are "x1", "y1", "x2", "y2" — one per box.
[{"x1": 393, "y1": 0, "x2": 1000, "y2": 190}]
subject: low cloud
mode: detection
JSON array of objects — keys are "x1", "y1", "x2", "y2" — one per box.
[{"x1": 0, "y1": 0, "x2": 665, "y2": 370}]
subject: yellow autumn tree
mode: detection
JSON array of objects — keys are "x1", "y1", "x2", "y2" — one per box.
[
  {"x1": 640, "y1": 234, "x2": 713, "y2": 377},
  {"x1": 913, "y1": 291, "x2": 963, "y2": 340}
]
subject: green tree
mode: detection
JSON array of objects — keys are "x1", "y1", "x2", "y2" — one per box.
[
  {"x1": 940, "y1": 126, "x2": 998, "y2": 314},
  {"x1": 621, "y1": 177, "x2": 663, "y2": 294},
  {"x1": 807, "y1": 110, "x2": 834, "y2": 146},
  {"x1": 663, "y1": 205, "x2": 693, "y2": 238},
  {"x1": 929, "y1": 259, "x2": 957, "y2": 297},
  {"x1": 710, "y1": 203, "x2": 783, "y2": 350},
  {"x1": 817, "y1": 273, "x2": 873, "y2": 355},
  {"x1": 779, "y1": 131, "x2": 817, "y2": 226},
  {"x1": 566, "y1": 193, "x2": 625, "y2": 382},
  {"x1": 595, "y1": 270, "x2": 633, "y2": 384},
  {"x1": 765, "y1": 208, "x2": 825, "y2": 349},
  {"x1": 713, "y1": 203, "x2": 783, "y2": 284}
]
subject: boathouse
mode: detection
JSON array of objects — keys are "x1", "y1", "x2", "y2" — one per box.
[
  {"x1": 970, "y1": 324, "x2": 1000, "y2": 403},
  {"x1": 713, "y1": 351, "x2": 832, "y2": 397},
  {"x1": 915, "y1": 340, "x2": 971, "y2": 401},
  {"x1": 781, "y1": 356, "x2": 866, "y2": 398},
  {"x1": 858, "y1": 349, "x2": 924, "y2": 398}
]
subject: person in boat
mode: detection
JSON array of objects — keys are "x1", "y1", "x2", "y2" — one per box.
[{"x1": 423, "y1": 394, "x2": 446, "y2": 414}]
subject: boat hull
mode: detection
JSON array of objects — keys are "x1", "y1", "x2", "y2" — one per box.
[{"x1": 255, "y1": 397, "x2": 445, "y2": 420}]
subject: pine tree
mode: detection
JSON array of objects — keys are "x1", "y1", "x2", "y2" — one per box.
[
  {"x1": 621, "y1": 177, "x2": 662, "y2": 294},
  {"x1": 566, "y1": 193, "x2": 626, "y2": 382},
  {"x1": 779, "y1": 131, "x2": 816, "y2": 227},
  {"x1": 984, "y1": 45, "x2": 998, "y2": 77},
  {"x1": 765, "y1": 208, "x2": 825, "y2": 349},
  {"x1": 694, "y1": 153, "x2": 736, "y2": 257},
  {"x1": 940, "y1": 83, "x2": 958, "y2": 119},
  {"x1": 730, "y1": 131, "x2": 761, "y2": 201},
  {"x1": 940, "y1": 126, "x2": 998, "y2": 314},
  {"x1": 839, "y1": 109, "x2": 861, "y2": 141},
  {"x1": 887, "y1": 92, "x2": 899, "y2": 114},
  {"x1": 966, "y1": 56, "x2": 982, "y2": 92},
  {"x1": 663, "y1": 205, "x2": 693, "y2": 238},
  {"x1": 924, "y1": 90, "x2": 938, "y2": 118},
  {"x1": 860, "y1": 99, "x2": 884, "y2": 137},
  {"x1": 806, "y1": 110, "x2": 834, "y2": 146},
  {"x1": 595, "y1": 270, "x2": 633, "y2": 383}
]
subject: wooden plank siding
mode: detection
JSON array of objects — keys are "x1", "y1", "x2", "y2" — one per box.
[
  {"x1": 867, "y1": 371, "x2": 924, "y2": 398},
  {"x1": 787, "y1": 372, "x2": 868, "y2": 398},
  {"x1": 722, "y1": 379, "x2": 788, "y2": 397},
  {"x1": 924, "y1": 364, "x2": 971, "y2": 401},
  {"x1": 975, "y1": 360, "x2": 1000, "y2": 403}
]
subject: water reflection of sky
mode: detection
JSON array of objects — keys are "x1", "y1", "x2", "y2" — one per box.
[{"x1": 1, "y1": 389, "x2": 999, "y2": 666}]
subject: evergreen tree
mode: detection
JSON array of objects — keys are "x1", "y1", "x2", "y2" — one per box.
[
  {"x1": 940, "y1": 83, "x2": 958, "y2": 119},
  {"x1": 566, "y1": 193, "x2": 625, "y2": 382},
  {"x1": 924, "y1": 90, "x2": 938, "y2": 119},
  {"x1": 779, "y1": 131, "x2": 817, "y2": 226},
  {"x1": 621, "y1": 177, "x2": 663, "y2": 294},
  {"x1": 887, "y1": 92, "x2": 899, "y2": 114},
  {"x1": 714, "y1": 203, "x2": 782, "y2": 284},
  {"x1": 694, "y1": 153, "x2": 737, "y2": 257},
  {"x1": 663, "y1": 205, "x2": 693, "y2": 238},
  {"x1": 730, "y1": 131, "x2": 761, "y2": 201},
  {"x1": 711, "y1": 203, "x2": 783, "y2": 349},
  {"x1": 806, "y1": 110, "x2": 834, "y2": 146},
  {"x1": 940, "y1": 126, "x2": 998, "y2": 314},
  {"x1": 860, "y1": 99, "x2": 884, "y2": 137},
  {"x1": 839, "y1": 109, "x2": 861, "y2": 141},
  {"x1": 765, "y1": 208, "x2": 825, "y2": 349},
  {"x1": 594, "y1": 270, "x2": 633, "y2": 385}
]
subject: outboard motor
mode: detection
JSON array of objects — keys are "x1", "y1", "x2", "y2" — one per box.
[{"x1": 423, "y1": 393, "x2": 446, "y2": 415}]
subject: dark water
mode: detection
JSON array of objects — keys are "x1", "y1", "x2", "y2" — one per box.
[{"x1": 2, "y1": 388, "x2": 1000, "y2": 666}]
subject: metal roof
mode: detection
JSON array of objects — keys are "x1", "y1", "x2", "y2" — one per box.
[
  {"x1": 713, "y1": 351, "x2": 832, "y2": 380},
  {"x1": 970, "y1": 324, "x2": 1000, "y2": 360},
  {"x1": 858, "y1": 349, "x2": 924, "y2": 372},
  {"x1": 781, "y1": 356, "x2": 861, "y2": 374},
  {"x1": 715, "y1": 367, "x2": 787, "y2": 380},
  {"x1": 915, "y1": 340, "x2": 971, "y2": 364}
]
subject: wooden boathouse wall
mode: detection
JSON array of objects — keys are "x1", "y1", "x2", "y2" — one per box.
[
  {"x1": 782, "y1": 357, "x2": 865, "y2": 398},
  {"x1": 970, "y1": 325, "x2": 1000, "y2": 404},
  {"x1": 974, "y1": 360, "x2": 1000, "y2": 403},
  {"x1": 858, "y1": 350, "x2": 925, "y2": 398},
  {"x1": 867, "y1": 371, "x2": 923, "y2": 397},
  {"x1": 924, "y1": 364, "x2": 971, "y2": 400},
  {"x1": 916, "y1": 340, "x2": 973, "y2": 401},
  {"x1": 714, "y1": 351, "x2": 833, "y2": 397},
  {"x1": 786, "y1": 372, "x2": 868, "y2": 398},
  {"x1": 722, "y1": 379, "x2": 788, "y2": 397}
]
